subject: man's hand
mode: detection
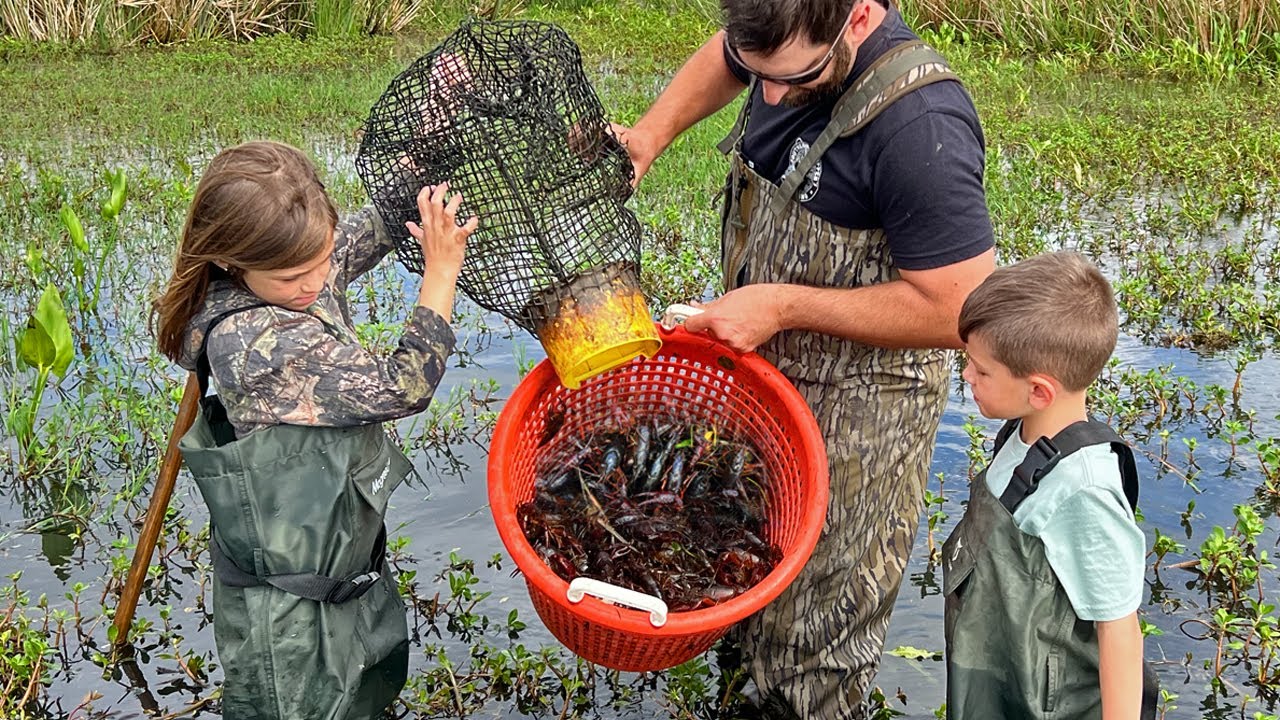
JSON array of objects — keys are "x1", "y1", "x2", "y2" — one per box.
[
  {"x1": 607, "y1": 31, "x2": 746, "y2": 188},
  {"x1": 610, "y1": 122, "x2": 663, "y2": 187},
  {"x1": 681, "y1": 285, "x2": 789, "y2": 353},
  {"x1": 679, "y1": 248, "x2": 993, "y2": 352}
]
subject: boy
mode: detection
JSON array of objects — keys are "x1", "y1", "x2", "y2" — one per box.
[{"x1": 943, "y1": 251, "x2": 1157, "y2": 719}]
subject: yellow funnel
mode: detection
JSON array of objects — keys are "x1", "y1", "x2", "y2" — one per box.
[{"x1": 529, "y1": 262, "x2": 659, "y2": 389}]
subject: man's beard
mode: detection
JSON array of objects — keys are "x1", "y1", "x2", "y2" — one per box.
[{"x1": 781, "y1": 40, "x2": 854, "y2": 108}]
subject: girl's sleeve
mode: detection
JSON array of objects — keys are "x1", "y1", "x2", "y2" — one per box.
[
  {"x1": 332, "y1": 206, "x2": 399, "y2": 290},
  {"x1": 234, "y1": 305, "x2": 456, "y2": 427}
]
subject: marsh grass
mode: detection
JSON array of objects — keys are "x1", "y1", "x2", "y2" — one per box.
[
  {"x1": 0, "y1": 0, "x2": 425, "y2": 42},
  {"x1": 5, "y1": 0, "x2": 1280, "y2": 82},
  {"x1": 902, "y1": 0, "x2": 1280, "y2": 78}
]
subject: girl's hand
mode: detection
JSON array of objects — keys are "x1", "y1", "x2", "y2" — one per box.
[{"x1": 406, "y1": 182, "x2": 477, "y2": 281}]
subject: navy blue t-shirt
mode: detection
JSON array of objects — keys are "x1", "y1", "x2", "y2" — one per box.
[{"x1": 724, "y1": 4, "x2": 994, "y2": 271}]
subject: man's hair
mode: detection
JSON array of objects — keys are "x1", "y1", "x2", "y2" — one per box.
[
  {"x1": 722, "y1": 0, "x2": 858, "y2": 54},
  {"x1": 958, "y1": 251, "x2": 1118, "y2": 392}
]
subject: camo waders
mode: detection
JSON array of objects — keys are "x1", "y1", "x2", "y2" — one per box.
[
  {"x1": 179, "y1": 314, "x2": 414, "y2": 720},
  {"x1": 942, "y1": 419, "x2": 1158, "y2": 719},
  {"x1": 716, "y1": 42, "x2": 960, "y2": 720}
]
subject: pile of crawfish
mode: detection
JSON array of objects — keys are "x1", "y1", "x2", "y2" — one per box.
[{"x1": 518, "y1": 418, "x2": 781, "y2": 612}]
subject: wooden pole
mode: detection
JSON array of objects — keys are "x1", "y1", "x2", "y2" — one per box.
[{"x1": 112, "y1": 372, "x2": 201, "y2": 647}]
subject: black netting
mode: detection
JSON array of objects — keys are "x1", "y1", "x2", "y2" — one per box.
[{"x1": 355, "y1": 19, "x2": 640, "y2": 331}]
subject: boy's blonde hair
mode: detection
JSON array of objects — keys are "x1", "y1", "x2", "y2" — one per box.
[{"x1": 958, "y1": 251, "x2": 1117, "y2": 392}]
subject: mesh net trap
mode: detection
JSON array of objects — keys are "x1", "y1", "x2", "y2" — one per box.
[{"x1": 355, "y1": 19, "x2": 644, "y2": 339}]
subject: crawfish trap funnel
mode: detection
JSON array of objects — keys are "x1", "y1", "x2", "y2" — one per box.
[{"x1": 356, "y1": 19, "x2": 658, "y2": 388}]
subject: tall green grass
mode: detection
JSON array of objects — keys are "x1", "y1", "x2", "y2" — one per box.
[
  {"x1": 5, "y1": 0, "x2": 1279, "y2": 81},
  {"x1": 0, "y1": 0, "x2": 426, "y2": 43},
  {"x1": 902, "y1": 0, "x2": 1280, "y2": 77}
]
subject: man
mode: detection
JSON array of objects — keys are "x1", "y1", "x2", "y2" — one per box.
[{"x1": 614, "y1": 1, "x2": 995, "y2": 717}]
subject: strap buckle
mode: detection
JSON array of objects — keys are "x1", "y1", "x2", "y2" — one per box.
[
  {"x1": 1013, "y1": 436, "x2": 1059, "y2": 487},
  {"x1": 325, "y1": 571, "x2": 381, "y2": 604}
]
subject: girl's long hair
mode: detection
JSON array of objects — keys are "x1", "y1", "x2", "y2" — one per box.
[{"x1": 153, "y1": 141, "x2": 338, "y2": 362}]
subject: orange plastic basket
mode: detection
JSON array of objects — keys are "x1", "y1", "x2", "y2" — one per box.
[{"x1": 488, "y1": 324, "x2": 829, "y2": 672}]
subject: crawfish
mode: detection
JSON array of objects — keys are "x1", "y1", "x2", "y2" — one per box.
[
  {"x1": 715, "y1": 548, "x2": 770, "y2": 589},
  {"x1": 661, "y1": 448, "x2": 687, "y2": 492},
  {"x1": 629, "y1": 423, "x2": 652, "y2": 477}
]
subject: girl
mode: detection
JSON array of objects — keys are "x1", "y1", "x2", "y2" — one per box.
[{"x1": 153, "y1": 140, "x2": 476, "y2": 720}]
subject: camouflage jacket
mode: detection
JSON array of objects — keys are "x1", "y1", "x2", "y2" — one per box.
[{"x1": 178, "y1": 206, "x2": 455, "y2": 437}]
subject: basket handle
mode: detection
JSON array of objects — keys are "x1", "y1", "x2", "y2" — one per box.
[
  {"x1": 661, "y1": 302, "x2": 704, "y2": 331},
  {"x1": 566, "y1": 577, "x2": 669, "y2": 627}
]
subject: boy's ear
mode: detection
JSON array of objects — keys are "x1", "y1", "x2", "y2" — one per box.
[{"x1": 1027, "y1": 373, "x2": 1057, "y2": 410}]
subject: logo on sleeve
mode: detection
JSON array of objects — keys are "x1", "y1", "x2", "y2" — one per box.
[{"x1": 785, "y1": 137, "x2": 822, "y2": 203}]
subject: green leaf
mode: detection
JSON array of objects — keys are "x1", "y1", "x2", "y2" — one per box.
[
  {"x1": 17, "y1": 315, "x2": 55, "y2": 371},
  {"x1": 18, "y1": 284, "x2": 74, "y2": 377},
  {"x1": 9, "y1": 403, "x2": 34, "y2": 443},
  {"x1": 889, "y1": 645, "x2": 941, "y2": 661},
  {"x1": 102, "y1": 168, "x2": 128, "y2": 219},
  {"x1": 60, "y1": 204, "x2": 87, "y2": 253},
  {"x1": 24, "y1": 243, "x2": 43, "y2": 277}
]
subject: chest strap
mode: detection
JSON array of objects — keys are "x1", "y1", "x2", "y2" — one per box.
[
  {"x1": 210, "y1": 525, "x2": 388, "y2": 604},
  {"x1": 716, "y1": 76, "x2": 756, "y2": 157},
  {"x1": 715, "y1": 40, "x2": 956, "y2": 156},
  {"x1": 769, "y1": 40, "x2": 958, "y2": 215},
  {"x1": 993, "y1": 419, "x2": 1140, "y2": 515}
]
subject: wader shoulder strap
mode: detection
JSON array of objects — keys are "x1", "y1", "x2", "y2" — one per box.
[
  {"x1": 767, "y1": 40, "x2": 959, "y2": 215},
  {"x1": 716, "y1": 78, "x2": 757, "y2": 156},
  {"x1": 210, "y1": 524, "x2": 389, "y2": 604},
  {"x1": 194, "y1": 302, "x2": 269, "y2": 395},
  {"x1": 999, "y1": 419, "x2": 1140, "y2": 515}
]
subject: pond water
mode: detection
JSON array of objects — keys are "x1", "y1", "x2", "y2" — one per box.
[
  {"x1": 4, "y1": 299, "x2": 1279, "y2": 718},
  {"x1": 2, "y1": 150, "x2": 1279, "y2": 718}
]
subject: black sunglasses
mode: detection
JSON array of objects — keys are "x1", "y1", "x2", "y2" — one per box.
[{"x1": 723, "y1": 1, "x2": 858, "y2": 86}]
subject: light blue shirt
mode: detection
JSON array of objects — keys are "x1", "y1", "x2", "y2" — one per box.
[{"x1": 985, "y1": 422, "x2": 1146, "y2": 622}]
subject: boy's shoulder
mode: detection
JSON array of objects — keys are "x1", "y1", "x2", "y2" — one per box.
[
  {"x1": 1002, "y1": 419, "x2": 1136, "y2": 505},
  {"x1": 997, "y1": 418, "x2": 1139, "y2": 533},
  {"x1": 1043, "y1": 418, "x2": 1135, "y2": 505},
  {"x1": 1022, "y1": 442, "x2": 1137, "y2": 531},
  {"x1": 1047, "y1": 443, "x2": 1129, "y2": 493}
]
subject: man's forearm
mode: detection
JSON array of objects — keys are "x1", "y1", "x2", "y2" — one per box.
[
  {"x1": 769, "y1": 249, "x2": 994, "y2": 349},
  {"x1": 631, "y1": 31, "x2": 746, "y2": 153},
  {"x1": 774, "y1": 280, "x2": 964, "y2": 349}
]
